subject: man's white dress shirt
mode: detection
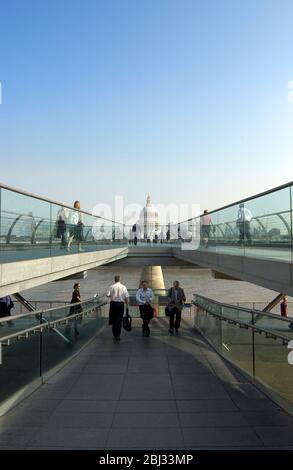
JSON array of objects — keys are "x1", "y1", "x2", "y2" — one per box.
[{"x1": 107, "y1": 282, "x2": 129, "y2": 302}]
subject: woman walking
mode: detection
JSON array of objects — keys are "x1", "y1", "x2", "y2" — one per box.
[
  {"x1": 67, "y1": 200, "x2": 84, "y2": 252},
  {"x1": 68, "y1": 282, "x2": 82, "y2": 337}
]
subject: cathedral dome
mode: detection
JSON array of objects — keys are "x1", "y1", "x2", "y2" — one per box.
[{"x1": 138, "y1": 193, "x2": 160, "y2": 238}]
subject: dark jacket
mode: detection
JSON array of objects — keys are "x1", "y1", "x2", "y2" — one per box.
[
  {"x1": 168, "y1": 287, "x2": 186, "y2": 311},
  {"x1": 69, "y1": 290, "x2": 82, "y2": 315},
  {"x1": 0, "y1": 296, "x2": 14, "y2": 318}
]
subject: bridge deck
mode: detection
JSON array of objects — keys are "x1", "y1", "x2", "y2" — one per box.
[{"x1": 0, "y1": 317, "x2": 292, "y2": 449}]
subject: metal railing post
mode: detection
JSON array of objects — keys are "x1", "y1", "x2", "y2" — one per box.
[
  {"x1": 251, "y1": 310, "x2": 256, "y2": 377},
  {"x1": 39, "y1": 311, "x2": 43, "y2": 380},
  {"x1": 218, "y1": 305, "x2": 223, "y2": 351},
  {"x1": 289, "y1": 186, "x2": 293, "y2": 264}
]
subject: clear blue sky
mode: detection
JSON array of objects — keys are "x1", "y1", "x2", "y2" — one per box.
[{"x1": 0, "y1": 0, "x2": 293, "y2": 219}]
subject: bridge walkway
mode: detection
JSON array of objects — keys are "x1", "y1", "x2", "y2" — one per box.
[{"x1": 0, "y1": 316, "x2": 292, "y2": 449}]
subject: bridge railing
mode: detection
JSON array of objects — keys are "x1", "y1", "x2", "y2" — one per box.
[
  {"x1": 3, "y1": 180, "x2": 293, "y2": 265},
  {"x1": 174, "y1": 181, "x2": 293, "y2": 262},
  {"x1": 0, "y1": 183, "x2": 127, "y2": 264},
  {"x1": 0, "y1": 296, "x2": 106, "y2": 415},
  {"x1": 0, "y1": 182, "x2": 182, "y2": 265},
  {"x1": 193, "y1": 294, "x2": 293, "y2": 412}
]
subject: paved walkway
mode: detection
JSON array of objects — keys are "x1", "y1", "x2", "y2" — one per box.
[{"x1": 0, "y1": 317, "x2": 292, "y2": 449}]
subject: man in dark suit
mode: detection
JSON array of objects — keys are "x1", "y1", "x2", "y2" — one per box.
[{"x1": 167, "y1": 281, "x2": 186, "y2": 335}]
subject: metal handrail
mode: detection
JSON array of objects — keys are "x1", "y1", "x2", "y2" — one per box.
[
  {"x1": 0, "y1": 323, "x2": 49, "y2": 345},
  {"x1": 0, "y1": 182, "x2": 123, "y2": 225},
  {"x1": 0, "y1": 300, "x2": 106, "y2": 345},
  {"x1": 0, "y1": 296, "x2": 105, "y2": 325},
  {"x1": 180, "y1": 210, "x2": 292, "y2": 234},
  {"x1": 192, "y1": 296, "x2": 293, "y2": 342},
  {"x1": 2, "y1": 180, "x2": 293, "y2": 229},
  {"x1": 177, "y1": 181, "x2": 293, "y2": 223},
  {"x1": 193, "y1": 304, "x2": 292, "y2": 343},
  {"x1": 193, "y1": 294, "x2": 293, "y2": 322}
]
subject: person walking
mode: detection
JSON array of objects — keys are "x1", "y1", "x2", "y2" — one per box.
[
  {"x1": 67, "y1": 282, "x2": 82, "y2": 337},
  {"x1": 56, "y1": 204, "x2": 68, "y2": 249},
  {"x1": 0, "y1": 296, "x2": 14, "y2": 327},
  {"x1": 129, "y1": 227, "x2": 134, "y2": 245},
  {"x1": 280, "y1": 296, "x2": 288, "y2": 317},
  {"x1": 107, "y1": 275, "x2": 129, "y2": 341},
  {"x1": 280, "y1": 296, "x2": 293, "y2": 330},
  {"x1": 236, "y1": 203, "x2": 253, "y2": 246},
  {"x1": 136, "y1": 281, "x2": 154, "y2": 337},
  {"x1": 131, "y1": 224, "x2": 138, "y2": 246},
  {"x1": 167, "y1": 281, "x2": 186, "y2": 335},
  {"x1": 67, "y1": 200, "x2": 84, "y2": 252},
  {"x1": 201, "y1": 209, "x2": 212, "y2": 248},
  {"x1": 166, "y1": 228, "x2": 170, "y2": 243}
]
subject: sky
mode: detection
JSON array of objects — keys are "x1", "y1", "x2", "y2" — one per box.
[{"x1": 0, "y1": 0, "x2": 293, "y2": 221}]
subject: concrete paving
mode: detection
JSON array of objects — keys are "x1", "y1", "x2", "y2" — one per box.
[
  {"x1": 18, "y1": 266, "x2": 293, "y2": 315},
  {"x1": 0, "y1": 317, "x2": 292, "y2": 449}
]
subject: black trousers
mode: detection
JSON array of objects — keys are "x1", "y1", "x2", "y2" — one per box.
[
  {"x1": 109, "y1": 301, "x2": 124, "y2": 339},
  {"x1": 57, "y1": 222, "x2": 67, "y2": 246},
  {"x1": 139, "y1": 304, "x2": 153, "y2": 335},
  {"x1": 0, "y1": 305, "x2": 12, "y2": 318},
  {"x1": 169, "y1": 307, "x2": 182, "y2": 330}
]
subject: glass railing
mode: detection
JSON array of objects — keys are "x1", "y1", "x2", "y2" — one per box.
[
  {"x1": 173, "y1": 181, "x2": 293, "y2": 262},
  {"x1": 12, "y1": 299, "x2": 72, "y2": 315},
  {"x1": 3, "y1": 180, "x2": 293, "y2": 264},
  {"x1": 0, "y1": 182, "x2": 183, "y2": 265},
  {"x1": 0, "y1": 183, "x2": 127, "y2": 263},
  {"x1": 193, "y1": 294, "x2": 293, "y2": 410},
  {"x1": 229, "y1": 301, "x2": 293, "y2": 315},
  {"x1": 0, "y1": 297, "x2": 106, "y2": 413}
]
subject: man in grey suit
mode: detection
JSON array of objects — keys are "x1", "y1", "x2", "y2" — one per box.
[{"x1": 167, "y1": 280, "x2": 186, "y2": 335}]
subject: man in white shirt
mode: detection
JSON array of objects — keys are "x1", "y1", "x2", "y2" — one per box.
[
  {"x1": 107, "y1": 275, "x2": 129, "y2": 341},
  {"x1": 200, "y1": 209, "x2": 212, "y2": 248},
  {"x1": 237, "y1": 203, "x2": 253, "y2": 246},
  {"x1": 136, "y1": 281, "x2": 154, "y2": 337}
]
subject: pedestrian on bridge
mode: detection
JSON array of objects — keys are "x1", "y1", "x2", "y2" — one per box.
[
  {"x1": 107, "y1": 276, "x2": 129, "y2": 341},
  {"x1": 136, "y1": 281, "x2": 154, "y2": 337},
  {"x1": 201, "y1": 209, "x2": 212, "y2": 248},
  {"x1": 236, "y1": 203, "x2": 253, "y2": 246},
  {"x1": 167, "y1": 281, "x2": 186, "y2": 335},
  {"x1": 67, "y1": 201, "x2": 84, "y2": 252},
  {"x1": 56, "y1": 204, "x2": 68, "y2": 249}
]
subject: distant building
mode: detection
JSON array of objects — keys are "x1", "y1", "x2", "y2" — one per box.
[{"x1": 138, "y1": 194, "x2": 160, "y2": 241}]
